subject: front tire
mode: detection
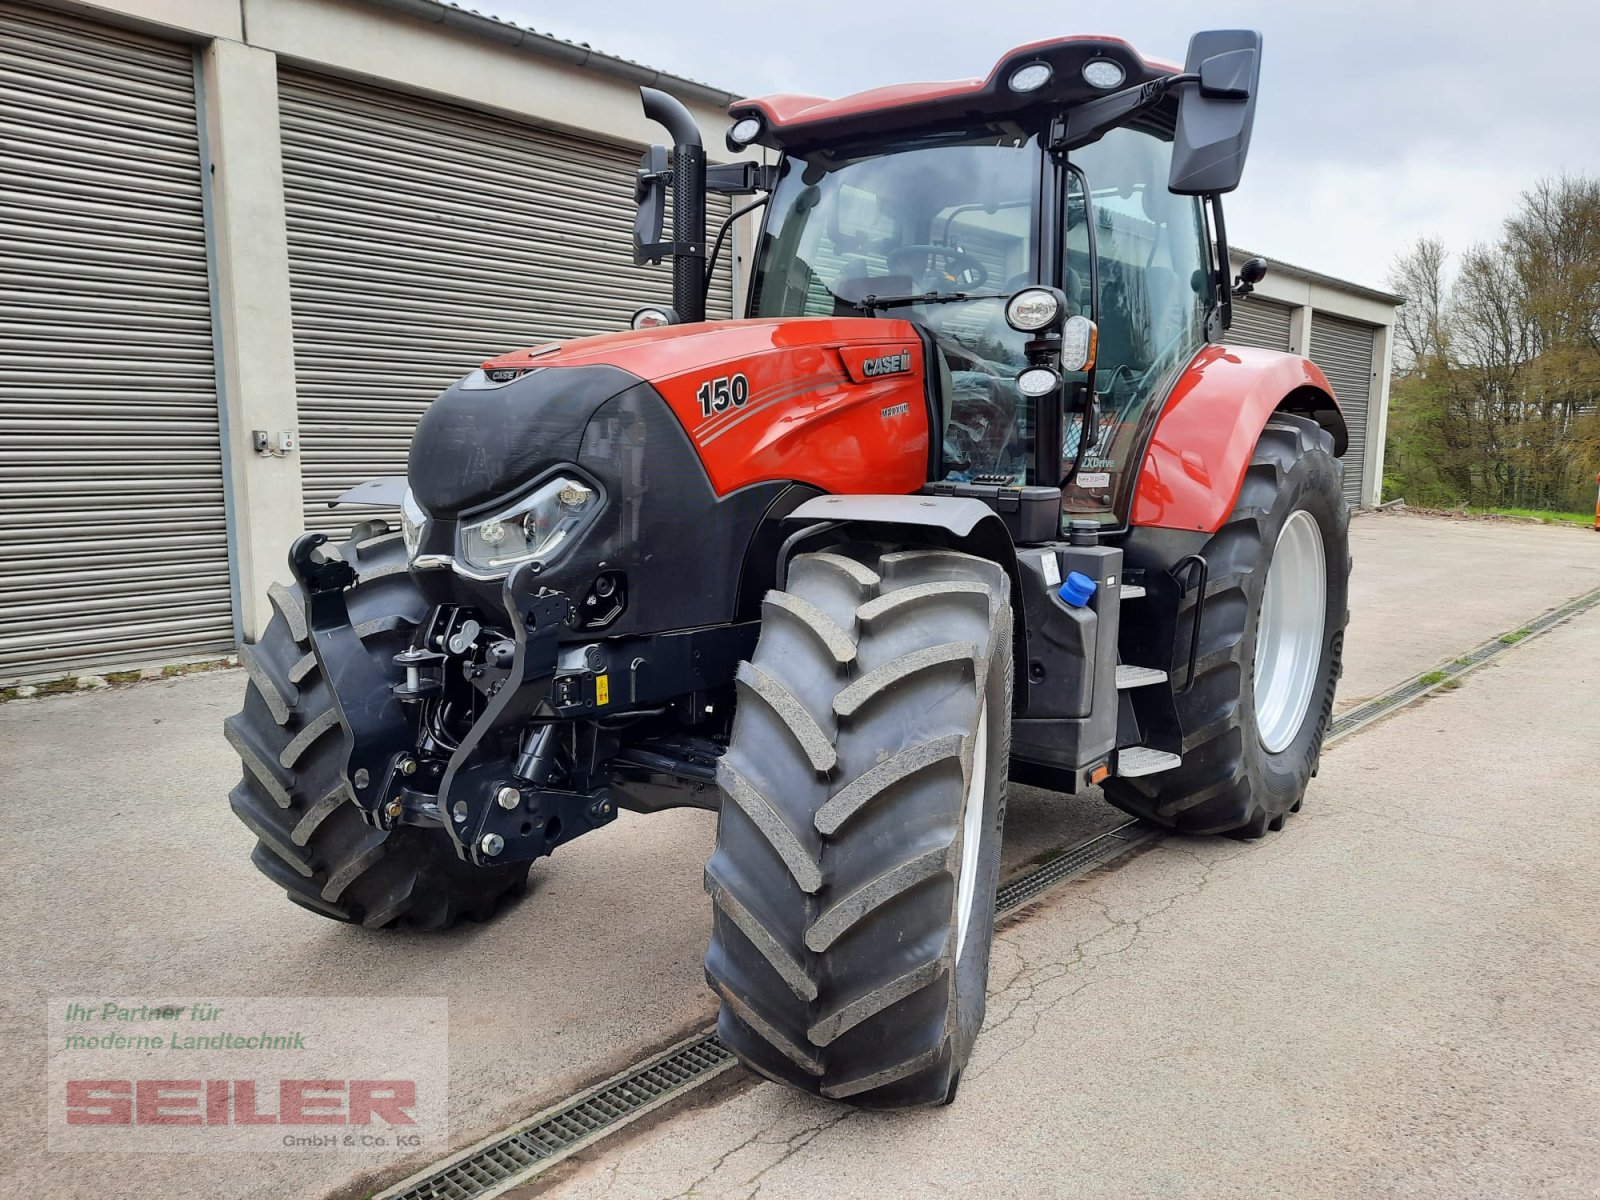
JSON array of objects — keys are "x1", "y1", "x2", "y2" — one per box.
[
  {"x1": 223, "y1": 525, "x2": 529, "y2": 929},
  {"x1": 705, "y1": 547, "x2": 1012, "y2": 1108},
  {"x1": 1105, "y1": 415, "x2": 1351, "y2": 837}
]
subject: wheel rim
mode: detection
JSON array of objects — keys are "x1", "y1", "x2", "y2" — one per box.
[
  {"x1": 954, "y1": 703, "x2": 989, "y2": 963},
  {"x1": 1253, "y1": 509, "x2": 1327, "y2": 754}
]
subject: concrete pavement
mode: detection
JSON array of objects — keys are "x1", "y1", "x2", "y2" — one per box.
[
  {"x1": 530, "y1": 601, "x2": 1600, "y2": 1200},
  {"x1": 1337, "y1": 509, "x2": 1597, "y2": 709},
  {"x1": 0, "y1": 511, "x2": 1594, "y2": 1200}
]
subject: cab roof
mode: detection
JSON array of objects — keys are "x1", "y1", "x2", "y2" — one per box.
[{"x1": 730, "y1": 36, "x2": 1179, "y2": 150}]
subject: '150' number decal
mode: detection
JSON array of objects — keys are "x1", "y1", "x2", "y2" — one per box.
[{"x1": 696, "y1": 373, "x2": 749, "y2": 418}]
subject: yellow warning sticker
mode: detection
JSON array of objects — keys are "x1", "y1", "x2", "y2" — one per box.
[{"x1": 595, "y1": 674, "x2": 610, "y2": 706}]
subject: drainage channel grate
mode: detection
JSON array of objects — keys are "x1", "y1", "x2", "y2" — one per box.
[
  {"x1": 381, "y1": 1034, "x2": 734, "y2": 1200},
  {"x1": 380, "y1": 583, "x2": 1600, "y2": 1200},
  {"x1": 1328, "y1": 586, "x2": 1600, "y2": 741},
  {"x1": 996, "y1": 821, "x2": 1151, "y2": 914}
]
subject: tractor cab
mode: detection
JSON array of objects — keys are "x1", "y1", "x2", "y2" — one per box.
[
  {"x1": 637, "y1": 31, "x2": 1262, "y2": 528},
  {"x1": 747, "y1": 120, "x2": 1214, "y2": 520}
]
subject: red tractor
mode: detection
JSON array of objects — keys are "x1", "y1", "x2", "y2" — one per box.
[{"x1": 226, "y1": 29, "x2": 1349, "y2": 1108}]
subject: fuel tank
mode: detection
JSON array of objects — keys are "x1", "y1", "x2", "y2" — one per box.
[{"x1": 473, "y1": 316, "x2": 933, "y2": 498}]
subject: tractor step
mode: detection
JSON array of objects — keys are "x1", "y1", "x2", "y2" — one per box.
[
  {"x1": 1116, "y1": 746, "x2": 1182, "y2": 777},
  {"x1": 1115, "y1": 664, "x2": 1168, "y2": 689},
  {"x1": 1119, "y1": 584, "x2": 1146, "y2": 599}
]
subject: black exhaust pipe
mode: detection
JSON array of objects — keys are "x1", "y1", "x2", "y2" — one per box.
[{"x1": 640, "y1": 87, "x2": 707, "y2": 323}]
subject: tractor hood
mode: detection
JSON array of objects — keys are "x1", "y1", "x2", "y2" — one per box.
[{"x1": 409, "y1": 316, "x2": 934, "y2": 516}]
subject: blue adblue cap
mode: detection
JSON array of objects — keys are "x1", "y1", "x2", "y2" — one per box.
[{"x1": 1059, "y1": 571, "x2": 1098, "y2": 608}]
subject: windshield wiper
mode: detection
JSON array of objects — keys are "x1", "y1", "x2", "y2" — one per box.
[{"x1": 847, "y1": 290, "x2": 1006, "y2": 312}]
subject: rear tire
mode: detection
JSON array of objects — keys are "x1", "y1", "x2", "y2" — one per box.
[
  {"x1": 224, "y1": 526, "x2": 528, "y2": 929},
  {"x1": 705, "y1": 547, "x2": 1012, "y2": 1108},
  {"x1": 1105, "y1": 416, "x2": 1350, "y2": 836}
]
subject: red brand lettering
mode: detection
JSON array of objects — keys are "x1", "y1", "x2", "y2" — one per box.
[
  {"x1": 232, "y1": 1080, "x2": 278, "y2": 1125},
  {"x1": 206, "y1": 1079, "x2": 231, "y2": 1125},
  {"x1": 280, "y1": 1080, "x2": 345, "y2": 1125},
  {"x1": 135, "y1": 1080, "x2": 204, "y2": 1125},
  {"x1": 348, "y1": 1080, "x2": 417, "y2": 1126},
  {"x1": 63, "y1": 1079, "x2": 420, "y2": 1126},
  {"x1": 66, "y1": 1080, "x2": 131, "y2": 1125}
]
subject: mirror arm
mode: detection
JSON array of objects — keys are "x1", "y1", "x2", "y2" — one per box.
[
  {"x1": 1048, "y1": 73, "x2": 1197, "y2": 153},
  {"x1": 1209, "y1": 194, "x2": 1234, "y2": 332},
  {"x1": 703, "y1": 196, "x2": 769, "y2": 305}
]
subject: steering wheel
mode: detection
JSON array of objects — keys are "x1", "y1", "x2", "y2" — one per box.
[{"x1": 887, "y1": 244, "x2": 989, "y2": 290}]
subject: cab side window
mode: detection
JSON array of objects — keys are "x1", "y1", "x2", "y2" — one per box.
[{"x1": 1066, "y1": 125, "x2": 1209, "y2": 389}]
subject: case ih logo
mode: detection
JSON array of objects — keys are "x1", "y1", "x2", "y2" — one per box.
[{"x1": 862, "y1": 351, "x2": 912, "y2": 377}]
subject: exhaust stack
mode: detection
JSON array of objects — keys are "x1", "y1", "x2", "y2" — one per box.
[{"x1": 634, "y1": 87, "x2": 707, "y2": 323}]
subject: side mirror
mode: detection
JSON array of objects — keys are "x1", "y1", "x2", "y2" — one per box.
[
  {"x1": 1234, "y1": 256, "x2": 1268, "y2": 295},
  {"x1": 633, "y1": 144, "x2": 669, "y2": 266},
  {"x1": 1170, "y1": 29, "x2": 1262, "y2": 195}
]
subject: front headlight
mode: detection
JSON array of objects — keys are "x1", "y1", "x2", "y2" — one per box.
[
  {"x1": 460, "y1": 474, "x2": 600, "y2": 574},
  {"x1": 400, "y1": 488, "x2": 426, "y2": 561}
]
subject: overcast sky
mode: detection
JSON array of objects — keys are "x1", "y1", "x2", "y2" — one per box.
[{"x1": 489, "y1": 0, "x2": 1600, "y2": 291}]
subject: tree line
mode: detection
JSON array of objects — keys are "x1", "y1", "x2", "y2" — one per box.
[{"x1": 1384, "y1": 176, "x2": 1600, "y2": 514}]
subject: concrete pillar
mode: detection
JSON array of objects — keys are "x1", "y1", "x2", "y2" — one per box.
[
  {"x1": 1364, "y1": 322, "x2": 1395, "y2": 506},
  {"x1": 200, "y1": 39, "x2": 302, "y2": 642},
  {"x1": 1288, "y1": 303, "x2": 1313, "y2": 357}
]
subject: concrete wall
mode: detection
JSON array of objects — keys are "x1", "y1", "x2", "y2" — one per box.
[{"x1": 1230, "y1": 250, "x2": 1400, "y2": 507}]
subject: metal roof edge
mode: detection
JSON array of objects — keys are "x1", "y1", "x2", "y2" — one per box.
[
  {"x1": 1228, "y1": 244, "x2": 1406, "y2": 308},
  {"x1": 360, "y1": 0, "x2": 741, "y2": 110}
]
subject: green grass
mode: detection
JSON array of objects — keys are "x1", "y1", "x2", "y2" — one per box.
[
  {"x1": 103, "y1": 669, "x2": 141, "y2": 684},
  {"x1": 1499, "y1": 628, "x2": 1532, "y2": 644},
  {"x1": 160, "y1": 658, "x2": 229, "y2": 678},
  {"x1": 1418, "y1": 670, "x2": 1448, "y2": 686},
  {"x1": 1466, "y1": 505, "x2": 1594, "y2": 528}
]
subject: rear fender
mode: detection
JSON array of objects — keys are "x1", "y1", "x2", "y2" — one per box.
[
  {"x1": 1131, "y1": 345, "x2": 1345, "y2": 533},
  {"x1": 780, "y1": 494, "x2": 1030, "y2": 709}
]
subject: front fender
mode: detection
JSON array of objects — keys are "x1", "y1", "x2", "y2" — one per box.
[
  {"x1": 1131, "y1": 345, "x2": 1344, "y2": 533},
  {"x1": 780, "y1": 493, "x2": 1030, "y2": 709}
]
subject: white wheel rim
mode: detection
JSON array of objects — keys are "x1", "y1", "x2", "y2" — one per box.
[
  {"x1": 1253, "y1": 509, "x2": 1327, "y2": 754},
  {"x1": 954, "y1": 703, "x2": 989, "y2": 963}
]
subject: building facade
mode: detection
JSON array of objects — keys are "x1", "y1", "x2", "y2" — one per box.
[{"x1": 0, "y1": 0, "x2": 1399, "y2": 683}]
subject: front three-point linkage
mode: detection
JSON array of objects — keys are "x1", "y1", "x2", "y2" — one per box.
[{"x1": 435, "y1": 561, "x2": 619, "y2": 868}]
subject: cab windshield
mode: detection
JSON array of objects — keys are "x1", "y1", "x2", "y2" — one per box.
[{"x1": 750, "y1": 132, "x2": 1043, "y2": 485}]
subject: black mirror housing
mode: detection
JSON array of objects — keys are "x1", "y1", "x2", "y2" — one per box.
[
  {"x1": 633, "y1": 144, "x2": 669, "y2": 266},
  {"x1": 1169, "y1": 29, "x2": 1262, "y2": 195},
  {"x1": 1198, "y1": 47, "x2": 1256, "y2": 99}
]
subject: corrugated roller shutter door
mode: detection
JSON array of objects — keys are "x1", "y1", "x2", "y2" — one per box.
[
  {"x1": 278, "y1": 70, "x2": 733, "y2": 529},
  {"x1": 1223, "y1": 297, "x2": 1293, "y2": 351},
  {"x1": 0, "y1": 2, "x2": 232, "y2": 681},
  {"x1": 1309, "y1": 312, "x2": 1376, "y2": 506}
]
